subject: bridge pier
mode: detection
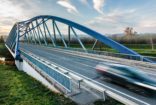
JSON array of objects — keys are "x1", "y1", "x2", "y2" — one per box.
[
  {"x1": 15, "y1": 60, "x2": 23, "y2": 71},
  {"x1": 15, "y1": 58, "x2": 59, "y2": 93}
]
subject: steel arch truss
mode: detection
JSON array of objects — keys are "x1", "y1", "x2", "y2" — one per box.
[{"x1": 5, "y1": 15, "x2": 152, "y2": 62}]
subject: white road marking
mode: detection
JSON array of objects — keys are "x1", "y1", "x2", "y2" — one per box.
[{"x1": 21, "y1": 47, "x2": 151, "y2": 105}]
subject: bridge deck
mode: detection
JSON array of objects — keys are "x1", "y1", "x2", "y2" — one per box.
[{"x1": 20, "y1": 44, "x2": 156, "y2": 105}]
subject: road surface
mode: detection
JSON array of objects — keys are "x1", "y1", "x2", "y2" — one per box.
[{"x1": 20, "y1": 43, "x2": 156, "y2": 105}]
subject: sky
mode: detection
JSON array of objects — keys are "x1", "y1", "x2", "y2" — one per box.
[{"x1": 0, "y1": 0, "x2": 156, "y2": 36}]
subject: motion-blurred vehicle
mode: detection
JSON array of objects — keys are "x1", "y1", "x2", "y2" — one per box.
[{"x1": 96, "y1": 62, "x2": 156, "y2": 95}]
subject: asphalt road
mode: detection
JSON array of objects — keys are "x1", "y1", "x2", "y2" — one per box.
[{"x1": 20, "y1": 44, "x2": 156, "y2": 105}]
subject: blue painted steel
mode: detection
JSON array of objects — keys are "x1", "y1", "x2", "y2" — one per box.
[
  {"x1": 36, "y1": 20, "x2": 48, "y2": 46},
  {"x1": 35, "y1": 21, "x2": 42, "y2": 45},
  {"x1": 6, "y1": 25, "x2": 17, "y2": 49},
  {"x1": 44, "y1": 22, "x2": 56, "y2": 47},
  {"x1": 24, "y1": 33, "x2": 28, "y2": 43},
  {"x1": 18, "y1": 15, "x2": 138, "y2": 55},
  {"x1": 21, "y1": 51, "x2": 71, "y2": 91},
  {"x1": 42, "y1": 19, "x2": 48, "y2": 44},
  {"x1": 14, "y1": 24, "x2": 21, "y2": 60},
  {"x1": 29, "y1": 26, "x2": 37, "y2": 44},
  {"x1": 19, "y1": 19, "x2": 49, "y2": 38},
  {"x1": 70, "y1": 27, "x2": 86, "y2": 51},
  {"x1": 6, "y1": 15, "x2": 153, "y2": 62},
  {"x1": 53, "y1": 21, "x2": 67, "y2": 48},
  {"x1": 52, "y1": 20, "x2": 57, "y2": 44},
  {"x1": 10, "y1": 31, "x2": 17, "y2": 50},
  {"x1": 31, "y1": 22, "x2": 41, "y2": 45}
]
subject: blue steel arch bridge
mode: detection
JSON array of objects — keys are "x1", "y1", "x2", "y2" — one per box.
[
  {"x1": 5, "y1": 15, "x2": 156, "y2": 105},
  {"x1": 6, "y1": 15, "x2": 151, "y2": 62}
]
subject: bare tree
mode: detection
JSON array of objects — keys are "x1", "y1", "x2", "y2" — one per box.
[{"x1": 124, "y1": 27, "x2": 136, "y2": 36}]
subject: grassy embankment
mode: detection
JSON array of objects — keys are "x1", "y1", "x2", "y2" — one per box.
[{"x1": 0, "y1": 43, "x2": 76, "y2": 105}]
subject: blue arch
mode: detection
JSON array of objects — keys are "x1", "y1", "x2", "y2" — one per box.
[
  {"x1": 21, "y1": 15, "x2": 139, "y2": 55},
  {"x1": 11, "y1": 15, "x2": 152, "y2": 62}
]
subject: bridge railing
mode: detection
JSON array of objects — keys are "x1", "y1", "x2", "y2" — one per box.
[
  {"x1": 21, "y1": 50, "x2": 72, "y2": 92},
  {"x1": 52, "y1": 46, "x2": 156, "y2": 63},
  {"x1": 28, "y1": 51, "x2": 149, "y2": 105}
]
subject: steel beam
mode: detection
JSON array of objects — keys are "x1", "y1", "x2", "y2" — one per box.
[
  {"x1": 53, "y1": 21, "x2": 67, "y2": 48},
  {"x1": 52, "y1": 20, "x2": 57, "y2": 44},
  {"x1": 31, "y1": 22, "x2": 41, "y2": 45},
  {"x1": 42, "y1": 18, "x2": 48, "y2": 45},
  {"x1": 92, "y1": 39, "x2": 98, "y2": 50},
  {"x1": 70, "y1": 27, "x2": 87, "y2": 51},
  {"x1": 43, "y1": 21, "x2": 56, "y2": 47},
  {"x1": 36, "y1": 20, "x2": 47, "y2": 46},
  {"x1": 68, "y1": 26, "x2": 71, "y2": 47},
  {"x1": 20, "y1": 19, "x2": 49, "y2": 37},
  {"x1": 28, "y1": 26, "x2": 36, "y2": 44}
]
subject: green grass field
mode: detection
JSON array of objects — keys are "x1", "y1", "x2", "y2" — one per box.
[{"x1": 0, "y1": 64, "x2": 76, "y2": 105}]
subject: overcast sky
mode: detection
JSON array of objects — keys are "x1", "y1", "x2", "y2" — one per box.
[{"x1": 0, "y1": 0, "x2": 156, "y2": 36}]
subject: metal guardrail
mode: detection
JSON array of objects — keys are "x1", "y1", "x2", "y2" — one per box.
[
  {"x1": 50, "y1": 47, "x2": 156, "y2": 71},
  {"x1": 54, "y1": 46, "x2": 156, "y2": 63},
  {"x1": 20, "y1": 43, "x2": 156, "y2": 63},
  {"x1": 53, "y1": 62, "x2": 151, "y2": 105},
  {"x1": 21, "y1": 50, "x2": 71, "y2": 92},
  {"x1": 24, "y1": 50, "x2": 150, "y2": 105}
]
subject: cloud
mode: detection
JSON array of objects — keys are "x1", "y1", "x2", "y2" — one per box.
[
  {"x1": 86, "y1": 8, "x2": 156, "y2": 34},
  {"x1": 88, "y1": 9, "x2": 137, "y2": 26},
  {"x1": 57, "y1": 0, "x2": 79, "y2": 14},
  {"x1": 0, "y1": 0, "x2": 22, "y2": 18},
  {"x1": 80, "y1": 0, "x2": 88, "y2": 5},
  {"x1": 0, "y1": 0, "x2": 23, "y2": 35},
  {"x1": 134, "y1": 18, "x2": 156, "y2": 33},
  {"x1": 86, "y1": 9, "x2": 138, "y2": 34},
  {"x1": 138, "y1": 20, "x2": 156, "y2": 28},
  {"x1": 0, "y1": 0, "x2": 41, "y2": 36},
  {"x1": 93, "y1": 0, "x2": 105, "y2": 14}
]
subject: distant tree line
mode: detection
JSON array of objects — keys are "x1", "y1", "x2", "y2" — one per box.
[
  {"x1": 0, "y1": 36, "x2": 4, "y2": 43},
  {"x1": 110, "y1": 34, "x2": 156, "y2": 44}
]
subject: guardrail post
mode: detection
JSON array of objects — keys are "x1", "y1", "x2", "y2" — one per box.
[
  {"x1": 78, "y1": 79, "x2": 83, "y2": 89},
  {"x1": 103, "y1": 90, "x2": 106, "y2": 101},
  {"x1": 140, "y1": 56, "x2": 144, "y2": 61}
]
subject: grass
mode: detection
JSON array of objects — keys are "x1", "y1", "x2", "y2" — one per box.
[{"x1": 0, "y1": 64, "x2": 76, "y2": 105}]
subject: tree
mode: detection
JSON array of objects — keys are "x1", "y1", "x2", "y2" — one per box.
[
  {"x1": 0, "y1": 36, "x2": 4, "y2": 43},
  {"x1": 124, "y1": 27, "x2": 136, "y2": 36}
]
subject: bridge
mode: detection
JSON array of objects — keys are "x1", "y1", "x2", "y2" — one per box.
[{"x1": 5, "y1": 15, "x2": 156, "y2": 105}]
